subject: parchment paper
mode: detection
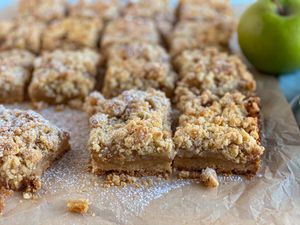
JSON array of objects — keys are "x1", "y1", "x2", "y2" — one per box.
[{"x1": 1, "y1": 3, "x2": 300, "y2": 225}]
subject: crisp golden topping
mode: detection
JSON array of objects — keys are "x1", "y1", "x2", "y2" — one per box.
[
  {"x1": 87, "y1": 89, "x2": 174, "y2": 167},
  {"x1": 178, "y1": 0, "x2": 233, "y2": 22},
  {"x1": 174, "y1": 92, "x2": 264, "y2": 165},
  {"x1": 42, "y1": 17, "x2": 103, "y2": 51},
  {"x1": 101, "y1": 17, "x2": 160, "y2": 48},
  {"x1": 102, "y1": 43, "x2": 176, "y2": 98},
  {"x1": 18, "y1": 0, "x2": 68, "y2": 22},
  {"x1": 0, "y1": 106, "x2": 70, "y2": 191},
  {"x1": 0, "y1": 187, "x2": 13, "y2": 214},
  {"x1": 168, "y1": 20, "x2": 235, "y2": 56},
  {"x1": 29, "y1": 49, "x2": 100, "y2": 105},
  {"x1": 0, "y1": 50, "x2": 35, "y2": 68},
  {"x1": 67, "y1": 200, "x2": 90, "y2": 214},
  {"x1": 0, "y1": 19, "x2": 46, "y2": 53},
  {"x1": 69, "y1": 0, "x2": 120, "y2": 21},
  {"x1": 174, "y1": 48, "x2": 256, "y2": 111}
]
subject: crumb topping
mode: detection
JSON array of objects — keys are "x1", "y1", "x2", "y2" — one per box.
[
  {"x1": 102, "y1": 43, "x2": 176, "y2": 98},
  {"x1": 42, "y1": 17, "x2": 103, "y2": 51},
  {"x1": 67, "y1": 199, "x2": 90, "y2": 214}
]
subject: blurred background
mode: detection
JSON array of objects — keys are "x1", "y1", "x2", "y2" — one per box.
[{"x1": 0, "y1": 0, "x2": 299, "y2": 125}]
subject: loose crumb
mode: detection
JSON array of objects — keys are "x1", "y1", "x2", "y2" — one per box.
[
  {"x1": 102, "y1": 173, "x2": 138, "y2": 187},
  {"x1": 23, "y1": 192, "x2": 33, "y2": 200},
  {"x1": 200, "y1": 168, "x2": 219, "y2": 188},
  {"x1": 55, "y1": 105, "x2": 65, "y2": 112},
  {"x1": 67, "y1": 199, "x2": 90, "y2": 214},
  {"x1": 31, "y1": 101, "x2": 48, "y2": 110},
  {"x1": 0, "y1": 187, "x2": 13, "y2": 214}
]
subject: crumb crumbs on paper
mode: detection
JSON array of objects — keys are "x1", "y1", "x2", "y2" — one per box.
[
  {"x1": 0, "y1": 187, "x2": 13, "y2": 214},
  {"x1": 102, "y1": 173, "x2": 138, "y2": 187},
  {"x1": 22, "y1": 192, "x2": 39, "y2": 200},
  {"x1": 200, "y1": 168, "x2": 219, "y2": 188},
  {"x1": 55, "y1": 105, "x2": 65, "y2": 112},
  {"x1": 30, "y1": 101, "x2": 48, "y2": 110},
  {"x1": 67, "y1": 199, "x2": 90, "y2": 214}
]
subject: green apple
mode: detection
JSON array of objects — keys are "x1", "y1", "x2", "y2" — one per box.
[{"x1": 238, "y1": 0, "x2": 300, "y2": 74}]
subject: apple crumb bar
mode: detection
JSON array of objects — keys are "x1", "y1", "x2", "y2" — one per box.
[
  {"x1": 0, "y1": 19, "x2": 46, "y2": 53},
  {"x1": 173, "y1": 92, "x2": 264, "y2": 176},
  {"x1": 173, "y1": 48, "x2": 256, "y2": 112},
  {"x1": 102, "y1": 42, "x2": 176, "y2": 98},
  {"x1": 69, "y1": 0, "x2": 120, "y2": 22},
  {"x1": 85, "y1": 89, "x2": 175, "y2": 175},
  {"x1": 0, "y1": 50, "x2": 35, "y2": 103},
  {"x1": 42, "y1": 17, "x2": 103, "y2": 51},
  {"x1": 29, "y1": 49, "x2": 100, "y2": 105},
  {"x1": 18, "y1": 0, "x2": 68, "y2": 22},
  {"x1": 0, "y1": 106, "x2": 70, "y2": 191},
  {"x1": 168, "y1": 19, "x2": 235, "y2": 56},
  {"x1": 177, "y1": 0, "x2": 233, "y2": 22},
  {"x1": 101, "y1": 17, "x2": 161, "y2": 49}
]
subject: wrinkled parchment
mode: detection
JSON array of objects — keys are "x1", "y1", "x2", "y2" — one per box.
[{"x1": 1, "y1": 3, "x2": 300, "y2": 225}]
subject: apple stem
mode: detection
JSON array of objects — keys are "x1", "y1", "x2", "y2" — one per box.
[{"x1": 273, "y1": 0, "x2": 286, "y2": 15}]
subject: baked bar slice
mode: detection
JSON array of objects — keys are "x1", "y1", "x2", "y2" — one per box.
[
  {"x1": 85, "y1": 89, "x2": 175, "y2": 175},
  {"x1": 18, "y1": 0, "x2": 68, "y2": 22},
  {"x1": 102, "y1": 43, "x2": 176, "y2": 98},
  {"x1": 0, "y1": 50, "x2": 35, "y2": 103},
  {"x1": 122, "y1": 0, "x2": 175, "y2": 38},
  {"x1": 42, "y1": 17, "x2": 103, "y2": 51},
  {"x1": 69, "y1": 0, "x2": 120, "y2": 22},
  {"x1": 0, "y1": 19, "x2": 45, "y2": 53},
  {"x1": 168, "y1": 20, "x2": 235, "y2": 56},
  {"x1": 173, "y1": 92, "x2": 264, "y2": 176},
  {"x1": 173, "y1": 48, "x2": 256, "y2": 112},
  {"x1": 101, "y1": 17, "x2": 160, "y2": 49},
  {"x1": 177, "y1": 0, "x2": 233, "y2": 22},
  {"x1": 0, "y1": 106, "x2": 70, "y2": 191},
  {"x1": 29, "y1": 49, "x2": 100, "y2": 105}
]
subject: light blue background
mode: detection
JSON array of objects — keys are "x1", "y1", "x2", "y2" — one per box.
[{"x1": 0, "y1": 0, "x2": 299, "y2": 102}]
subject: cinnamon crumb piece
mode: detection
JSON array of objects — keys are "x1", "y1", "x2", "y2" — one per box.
[
  {"x1": 31, "y1": 101, "x2": 48, "y2": 110},
  {"x1": 22, "y1": 192, "x2": 33, "y2": 200},
  {"x1": 67, "y1": 199, "x2": 89, "y2": 214},
  {"x1": 0, "y1": 187, "x2": 13, "y2": 214},
  {"x1": 200, "y1": 168, "x2": 219, "y2": 188},
  {"x1": 55, "y1": 105, "x2": 65, "y2": 112}
]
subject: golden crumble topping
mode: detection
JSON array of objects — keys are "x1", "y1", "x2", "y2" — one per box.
[
  {"x1": 102, "y1": 43, "x2": 176, "y2": 98},
  {"x1": 18, "y1": 0, "x2": 68, "y2": 22},
  {"x1": 0, "y1": 19, "x2": 46, "y2": 53},
  {"x1": 173, "y1": 92, "x2": 264, "y2": 166},
  {"x1": 67, "y1": 199, "x2": 90, "y2": 214},
  {"x1": 101, "y1": 17, "x2": 160, "y2": 48},
  {"x1": 168, "y1": 20, "x2": 235, "y2": 56},
  {"x1": 69, "y1": 0, "x2": 120, "y2": 21},
  {"x1": 122, "y1": 0, "x2": 175, "y2": 37},
  {"x1": 178, "y1": 0, "x2": 233, "y2": 22},
  {"x1": 42, "y1": 17, "x2": 103, "y2": 51},
  {"x1": 0, "y1": 106, "x2": 70, "y2": 191},
  {"x1": 86, "y1": 89, "x2": 175, "y2": 174},
  {"x1": 173, "y1": 48, "x2": 256, "y2": 111},
  {"x1": 29, "y1": 49, "x2": 100, "y2": 105},
  {"x1": 0, "y1": 50, "x2": 35, "y2": 103}
]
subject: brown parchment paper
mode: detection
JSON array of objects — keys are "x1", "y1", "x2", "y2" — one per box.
[{"x1": 1, "y1": 3, "x2": 300, "y2": 225}]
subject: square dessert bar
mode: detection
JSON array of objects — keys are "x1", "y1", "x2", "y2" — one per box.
[
  {"x1": 0, "y1": 19, "x2": 46, "y2": 53},
  {"x1": 85, "y1": 89, "x2": 175, "y2": 175},
  {"x1": 0, "y1": 50, "x2": 35, "y2": 103},
  {"x1": 177, "y1": 0, "x2": 233, "y2": 22},
  {"x1": 122, "y1": 0, "x2": 175, "y2": 38},
  {"x1": 42, "y1": 17, "x2": 103, "y2": 51},
  {"x1": 29, "y1": 49, "x2": 100, "y2": 105},
  {"x1": 101, "y1": 17, "x2": 160, "y2": 49},
  {"x1": 168, "y1": 20, "x2": 235, "y2": 56},
  {"x1": 18, "y1": 0, "x2": 68, "y2": 22},
  {"x1": 69, "y1": 0, "x2": 120, "y2": 22},
  {"x1": 173, "y1": 48, "x2": 256, "y2": 112},
  {"x1": 173, "y1": 92, "x2": 264, "y2": 176},
  {"x1": 0, "y1": 106, "x2": 70, "y2": 191},
  {"x1": 102, "y1": 43, "x2": 176, "y2": 98}
]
